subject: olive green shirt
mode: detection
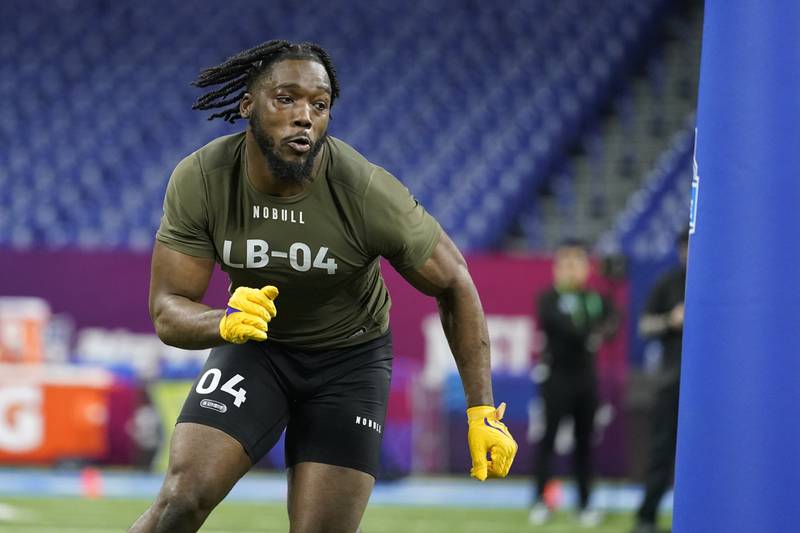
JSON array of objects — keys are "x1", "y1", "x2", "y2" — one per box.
[{"x1": 156, "y1": 133, "x2": 441, "y2": 349}]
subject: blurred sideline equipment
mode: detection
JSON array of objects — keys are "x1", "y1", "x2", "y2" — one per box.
[
  {"x1": 0, "y1": 297, "x2": 114, "y2": 464},
  {"x1": 0, "y1": 297, "x2": 49, "y2": 363},
  {"x1": 674, "y1": 1, "x2": 800, "y2": 532},
  {"x1": 0, "y1": 363, "x2": 112, "y2": 464}
]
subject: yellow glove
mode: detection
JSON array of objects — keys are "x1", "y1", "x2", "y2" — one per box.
[
  {"x1": 218, "y1": 285, "x2": 279, "y2": 344},
  {"x1": 466, "y1": 402, "x2": 518, "y2": 481}
]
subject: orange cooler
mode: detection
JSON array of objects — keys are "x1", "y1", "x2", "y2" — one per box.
[{"x1": 0, "y1": 364, "x2": 112, "y2": 464}]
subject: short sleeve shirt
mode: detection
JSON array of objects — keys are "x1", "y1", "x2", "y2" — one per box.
[{"x1": 157, "y1": 133, "x2": 441, "y2": 349}]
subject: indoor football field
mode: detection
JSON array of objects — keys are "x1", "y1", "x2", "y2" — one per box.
[{"x1": 0, "y1": 498, "x2": 671, "y2": 533}]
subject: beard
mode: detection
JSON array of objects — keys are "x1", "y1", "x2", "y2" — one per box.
[{"x1": 250, "y1": 113, "x2": 326, "y2": 185}]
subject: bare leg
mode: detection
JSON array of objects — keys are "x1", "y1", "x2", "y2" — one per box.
[
  {"x1": 287, "y1": 462, "x2": 375, "y2": 533},
  {"x1": 129, "y1": 423, "x2": 252, "y2": 533}
]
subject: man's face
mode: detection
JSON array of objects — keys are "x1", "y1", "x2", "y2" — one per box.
[
  {"x1": 553, "y1": 247, "x2": 590, "y2": 290},
  {"x1": 243, "y1": 59, "x2": 332, "y2": 184}
]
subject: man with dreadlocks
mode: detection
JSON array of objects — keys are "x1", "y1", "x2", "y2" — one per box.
[{"x1": 129, "y1": 40, "x2": 517, "y2": 533}]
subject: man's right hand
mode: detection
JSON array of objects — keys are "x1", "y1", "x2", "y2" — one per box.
[
  {"x1": 668, "y1": 303, "x2": 685, "y2": 330},
  {"x1": 219, "y1": 285, "x2": 279, "y2": 344},
  {"x1": 466, "y1": 402, "x2": 518, "y2": 481}
]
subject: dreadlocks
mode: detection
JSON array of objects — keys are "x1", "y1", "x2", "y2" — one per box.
[{"x1": 191, "y1": 40, "x2": 340, "y2": 123}]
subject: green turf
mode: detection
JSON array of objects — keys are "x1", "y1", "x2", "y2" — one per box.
[{"x1": 0, "y1": 497, "x2": 671, "y2": 532}]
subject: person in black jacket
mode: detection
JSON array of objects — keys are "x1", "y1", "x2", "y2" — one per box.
[
  {"x1": 630, "y1": 229, "x2": 688, "y2": 533},
  {"x1": 530, "y1": 239, "x2": 617, "y2": 528}
]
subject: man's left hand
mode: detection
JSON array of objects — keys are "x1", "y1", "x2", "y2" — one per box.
[{"x1": 466, "y1": 402, "x2": 518, "y2": 481}]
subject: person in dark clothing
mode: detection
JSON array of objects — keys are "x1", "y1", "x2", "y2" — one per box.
[
  {"x1": 631, "y1": 230, "x2": 688, "y2": 533},
  {"x1": 530, "y1": 240, "x2": 617, "y2": 528}
]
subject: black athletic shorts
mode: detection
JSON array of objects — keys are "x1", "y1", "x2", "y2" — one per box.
[{"x1": 177, "y1": 332, "x2": 393, "y2": 477}]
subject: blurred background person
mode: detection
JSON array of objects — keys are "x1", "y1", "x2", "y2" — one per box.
[
  {"x1": 631, "y1": 229, "x2": 688, "y2": 533},
  {"x1": 530, "y1": 240, "x2": 618, "y2": 528}
]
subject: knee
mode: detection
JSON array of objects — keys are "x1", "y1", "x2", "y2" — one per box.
[{"x1": 152, "y1": 473, "x2": 216, "y2": 528}]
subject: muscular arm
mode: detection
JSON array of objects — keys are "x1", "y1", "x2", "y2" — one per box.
[
  {"x1": 639, "y1": 313, "x2": 670, "y2": 337},
  {"x1": 149, "y1": 241, "x2": 225, "y2": 349},
  {"x1": 400, "y1": 231, "x2": 493, "y2": 407},
  {"x1": 639, "y1": 304, "x2": 683, "y2": 338},
  {"x1": 639, "y1": 277, "x2": 683, "y2": 338}
]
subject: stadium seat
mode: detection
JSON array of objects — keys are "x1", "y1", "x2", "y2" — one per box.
[{"x1": 0, "y1": 0, "x2": 670, "y2": 251}]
